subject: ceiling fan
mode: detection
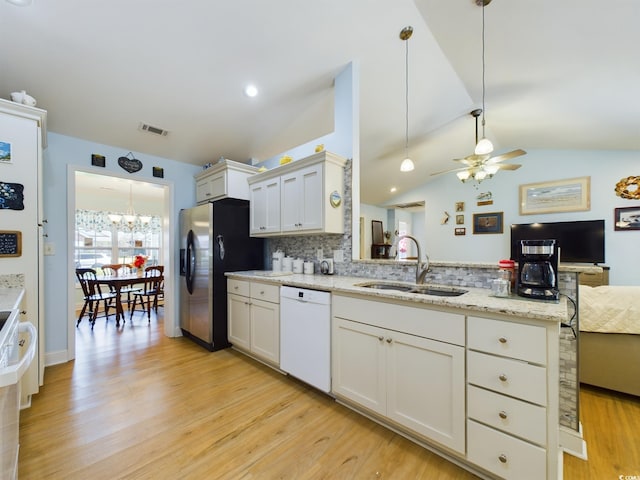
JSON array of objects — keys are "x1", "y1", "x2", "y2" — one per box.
[{"x1": 431, "y1": 109, "x2": 526, "y2": 183}]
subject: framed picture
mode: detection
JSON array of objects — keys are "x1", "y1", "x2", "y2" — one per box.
[
  {"x1": 519, "y1": 176, "x2": 590, "y2": 215},
  {"x1": 454, "y1": 227, "x2": 466, "y2": 236},
  {"x1": 456, "y1": 214, "x2": 464, "y2": 225},
  {"x1": 614, "y1": 206, "x2": 640, "y2": 231},
  {"x1": 91, "y1": 154, "x2": 106, "y2": 167},
  {"x1": 473, "y1": 211, "x2": 504, "y2": 234},
  {"x1": 0, "y1": 141, "x2": 12, "y2": 164},
  {"x1": 455, "y1": 201, "x2": 465, "y2": 212}
]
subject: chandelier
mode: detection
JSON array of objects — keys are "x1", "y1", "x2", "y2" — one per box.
[{"x1": 108, "y1": 185, "x2": 151, "y2": 229}]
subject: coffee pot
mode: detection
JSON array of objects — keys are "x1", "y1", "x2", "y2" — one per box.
[{"x1": 517, "y1": 239, "x2": 559, "y2": 301}]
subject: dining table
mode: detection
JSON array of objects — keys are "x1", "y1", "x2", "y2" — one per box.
[{"x1": 89, "y1": 273, "x2": 148, "y2": 326}]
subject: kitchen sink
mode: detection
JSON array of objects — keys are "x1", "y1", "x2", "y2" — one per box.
[
  {"x1": 355, "y1": 282, "x2": 467, "y2": 297},
  {"x1": 0, "y1": 310, "x2": 15, "y2": 331}
]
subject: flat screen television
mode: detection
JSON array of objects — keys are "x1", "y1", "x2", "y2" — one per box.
[{"x1": 510, "y1": 219, "x2": 605, "y2": 264}]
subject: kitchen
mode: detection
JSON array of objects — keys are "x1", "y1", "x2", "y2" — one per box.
[{"x1": 1, "y1": 0, "x2": 639, "y2": 479}]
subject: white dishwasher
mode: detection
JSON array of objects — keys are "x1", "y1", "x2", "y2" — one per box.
[{"x1": 280, "y1": 286, "x2": 331, "y2": 393}]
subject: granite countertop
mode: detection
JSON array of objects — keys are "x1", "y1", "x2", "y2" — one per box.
[
  {"x1": 225, "y1": 271, "x2": 567, "y2": 323},
  {"x1": 0, "y1": 288, "x2": 24, "y2": 312}
]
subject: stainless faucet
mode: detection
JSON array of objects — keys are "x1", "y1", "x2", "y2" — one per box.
[{"x1": 397, "y1": 234, "x2": 430, "y2": 284}]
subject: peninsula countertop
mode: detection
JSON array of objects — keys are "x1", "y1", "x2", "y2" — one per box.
[
  {"x1": 0, "y1": 288, "x2": 24, "y2": 312},
  {"x1": 225, "y1": 271, "x2": 568, "y2": 323}
]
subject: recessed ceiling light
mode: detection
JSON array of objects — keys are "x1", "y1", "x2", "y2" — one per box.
[
  {"x1": 390, "y1": 187, "x2": 397, "y2": 193},
  {"x1": 244, "y1": 84, "x2": 258, "y2": 97}
]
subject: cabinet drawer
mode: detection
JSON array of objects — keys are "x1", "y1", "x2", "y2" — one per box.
[
  {"x1": 468, "y1": 316, "x2": 547, "y2": 365},
  {"x1": 250, "y1": 282, "x2": 279, "y2": 303},
  {"x1": 468, "y1": 385, "x2": 546, "y2": 446},
  {"x1": 228, "y1": 279, "x2": 250, "y2": 297},
  {"x1": 468, "y1": 351, "x2": 547, "y2": 405},
  {"x1": 578, "y1": 269, "x2": 608, "y2": 286},
  {"x1": 467, "y1": 420, "x2": 546, "y2": 480}
]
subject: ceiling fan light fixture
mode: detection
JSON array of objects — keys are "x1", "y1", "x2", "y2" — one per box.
[
  {"x1": 400, "y1": 157, "x2": 415, "y2": 172},
  {"x1": 484, "y1": 164, "x2": 500, "y2": 175},
  {"x1": 456, "y1": 170, "x2": 471, "y2": 182},
  {"x1": 474, "y1": 137, "x2": 494, "y2": 155}
]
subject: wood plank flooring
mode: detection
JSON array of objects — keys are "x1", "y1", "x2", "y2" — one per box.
[{"x1": 19, "y1": 312, "x2": 640, "y2": 479}]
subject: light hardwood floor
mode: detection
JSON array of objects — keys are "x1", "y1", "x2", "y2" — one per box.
[{"x1": 19, "y1": 312, "x2": 640, "y2": 479}]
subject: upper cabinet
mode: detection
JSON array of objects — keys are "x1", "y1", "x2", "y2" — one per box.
[
  {"x1": 195, "y1": 159, "x2": 260, "y2": 204},
  {"x1": 248, "y1": 151, "x2": 347, "y2": 237}
]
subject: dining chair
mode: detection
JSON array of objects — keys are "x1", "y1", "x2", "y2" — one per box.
[
  {"x1": 75, "y1": 268, "x2": 118, "y2": 329},
  {"x1": 129, "y1": 266, "x2": 164, "y2": 322},
  {"x1": 103, "y1": 264, "x2": 142, "y2": 310}
]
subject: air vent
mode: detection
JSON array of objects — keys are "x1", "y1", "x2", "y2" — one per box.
[
  {"x1": 393, "y1": 201, "x2": 425, "y2": 209},
  {"x1": 138, "y1": 122, "x2": 169, "y2": 137}
]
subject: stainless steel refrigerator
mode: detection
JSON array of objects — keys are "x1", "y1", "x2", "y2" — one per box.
[{"x1": 179, "y1": 198, "x2": 264, "y2": 351}]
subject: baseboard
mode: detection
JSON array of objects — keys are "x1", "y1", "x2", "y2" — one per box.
[
  {"x1": 560, "y1": 423, "x2": 588, "y2": 460},
  {"x1": 45, "y1": 349, "x2": 69, "y2": 366}
]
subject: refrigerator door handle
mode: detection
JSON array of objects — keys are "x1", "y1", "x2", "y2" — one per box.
[
  {"x1": 216, "y1": 235, "x2": 225, "y2": 260},
  {"x1": 186, "y1": 229, "x2": 196, "y2": 294}
]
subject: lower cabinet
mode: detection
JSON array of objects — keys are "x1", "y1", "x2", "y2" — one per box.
[
  {"x1": 332, "y1": 295, "x2": 466, "y2": 454},
  {"x1": 227, "y1": 279, "x2": 280, "y2": 366}
]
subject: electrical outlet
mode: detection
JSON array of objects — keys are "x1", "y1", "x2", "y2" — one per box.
[
  {"x1": 333, "y1": 249, "x2": 344, "y2": 262},
  {"x1": 316, "y1": 248, "x2": 323, "y2": 261}
]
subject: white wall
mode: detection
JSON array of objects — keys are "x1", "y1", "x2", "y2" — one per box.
[
  {"x1": 389, "y1": 149, "x2": 639, "y2": 285},
  {"x1": 42, "y1": 133, "x2": 201, "y2": 358}
]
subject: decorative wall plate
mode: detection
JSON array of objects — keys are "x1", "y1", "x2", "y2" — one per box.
[
  {"x1": 329, "y1": 190, "x2": 342, "y2": 208},
  {"x1": 118, "y1": 152, "x2": 143, "y2": 173},
  {"x1": 615, "y1": 176, "x2": 640, "y2": 200}
]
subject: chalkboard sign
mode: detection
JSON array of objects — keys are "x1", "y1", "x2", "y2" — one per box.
[{"x1": 0, "y1": 230, "x2": 21, "y2": 257}]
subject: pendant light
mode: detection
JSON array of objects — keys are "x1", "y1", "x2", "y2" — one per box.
[
  {"x1": 108, "y1": 184, "x2": 151, "y2": 229},
  {"x1": 474, "y1": 0, "x2": 494, "y2": 156},
  {"x1": 399, "y1": 26, "x2": 415, "y2": 173}
]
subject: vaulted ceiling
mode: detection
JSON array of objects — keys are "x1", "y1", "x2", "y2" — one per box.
[{"x1": 1, "y1": 0, "x2": 638, "y2": 205}]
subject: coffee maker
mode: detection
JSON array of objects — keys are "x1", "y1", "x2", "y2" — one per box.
[{"x1": 517, "y1": 239, "x2": 559, "y2": 301}]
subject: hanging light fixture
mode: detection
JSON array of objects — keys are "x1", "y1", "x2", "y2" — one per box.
[
  {"x1": 399, "y1": 26, "x2": 415, "y2": 173},
  {"x1": 108, "y1": 184, "x2": 151, "y2": 229},
  {"x1": 474, "y1": 0, "x2": 494, "y2": 156}
]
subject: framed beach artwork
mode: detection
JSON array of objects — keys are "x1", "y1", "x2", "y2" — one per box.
[{"x1": 519, "y1": 176, "x2": 590, "y2": 215}]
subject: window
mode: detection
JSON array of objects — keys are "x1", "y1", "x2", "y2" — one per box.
[{"x1": 75, "y1": 210, "x2": 162, "y2": 271}]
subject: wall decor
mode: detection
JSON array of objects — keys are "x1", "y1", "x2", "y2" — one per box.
[
  {"x1": 91, "y1": 154, "x2": 105, "y2": 167},
  {"x1": 615, "y1": 175, "x2": 640, "y2": 200},
  {"x1": 476, "y1": 191, "x2": 493, "y2": 206},
  {"x1": 152, "y1": 166, "x2": 164, "y2": 178},
  {"x1": 0, "y1": 230, "x2": 21, "y2": 257},
  {"x1": 614, "y1": 206, "x2": 640, "y2": 231},
  {"x1": 456, "y1": 214, "x2": 464, "y2": 225},
  {"x1": 0, "y1": 141, "x2": 11, "y2": 164},
  {"x1": 455, "y1": 201, "x2": 464, "y2": 212},
  {"x1": 0, "y1": 181, "x2": 24, "y2": 210},
  {"x1": 473, "y1": 211, "x2": 504, "y2": 234},
  {"x1": 440, "y1": 211, "x2": 450, "y2": 225},
  {"x1": 454, "y1": 227, "x2": 466, "y2": 236},
  {"x1": 519, "y1": 176, "x2": 590, "y2": 215},
  {"x1": 118, "y1": 152, "x2": 143, "y2": 173}
]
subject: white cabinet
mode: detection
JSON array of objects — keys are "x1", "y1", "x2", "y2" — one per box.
[
  {"x1": 466, "y1": 315, "x2": 558, "y2": 480},
  {"x1": 195, "y1": 159, "x2": 259, "y2": 204},
  {"x1": 332, "y1": 294, "x2": 465, "y2": 453},
  {"x1": 227, "y1": 279, "x2": 280, "y2": 366},
  {"x1": 0, "y1": 99, "x2": 46, "y2": 403},
  {"x1": 249, "y1": 177, "x2": 280, "y2": 235},
  {"x1": 247, "y1": 151, "x2": 346, "y2": 237}
]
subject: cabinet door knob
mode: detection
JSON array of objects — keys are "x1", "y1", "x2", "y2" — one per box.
[
  {"x1": 498, "y1": 411, "x2": 508, "y2": 419},
  {"x1": 498, "y1": 337, "x2": 508, "y2": 344},
  {"x1": 499, "y1": 373, "x2": 508, "y2": 382},
  {"x1": 386, "y1": 337, "x2": 392, "y2": 344},
  {"x1": 260, "y1": 290, "x2": 265, "y2": 295},
  {"x1": 378, "y1": 336, "x2": 384, "y2": 342},
  {"x1": 498, "y1": 454, "x2": 508, "y2": 464}
]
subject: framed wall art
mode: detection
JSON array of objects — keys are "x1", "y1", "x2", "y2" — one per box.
[
  {"x1": 0, "y1": 141, "x2": 11, "y2": 164},
  {"x1": 454, "y1": 227, "x2": 466, "y2": 236},
  {"x1": 473, "y1": 211, "x2": 504, "y2": 234},
  {"x1": 519, "y1": 176, "x2": 590, "y2": 215},
  {"x1": 614, "y1": 206, "x2": 640, "y2": 231}
]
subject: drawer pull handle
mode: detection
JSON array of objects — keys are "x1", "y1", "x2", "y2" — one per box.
[
  {"x1": 260, "y1": 290, "x2": 265, "y2": 295},
  {"x1": 498, "y1": 454, "x2": 508, "y2": 464},
  {"x1": 498, "y1": 411, "x2": 508, "y2": 419},
  {"x1": 378, "y1": 336, "x2": 384, "y2": 342},
  {"x1": 386, "y1": 337, "x2": 393, "y2": 344},
  {"x1": 499, "y1": 373, "x2": 508, "y2": 382},
  {"x1": 234, "y1": 286, "x2": 239, "y2": 290},
  {"x1": 498, "y1": 337, "x2": 507, "y2": 344}
]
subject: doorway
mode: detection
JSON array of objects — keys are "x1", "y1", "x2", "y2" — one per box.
[{"x1": 67, "y1": 167, "x2": 176, "y2": 360}]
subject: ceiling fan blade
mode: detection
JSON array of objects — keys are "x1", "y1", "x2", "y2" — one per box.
[
  {"x1": 495, "y1": 163, "x2": 521, "y2": 171},
  {"x1": 486, "y1": 149, "x2": 527, "y2": 164},
  {"x1": 430, "y1": 165, "x2": 471, "y2": 177}
]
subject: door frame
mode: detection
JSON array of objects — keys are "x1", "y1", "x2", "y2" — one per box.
[{"x1": 66, "y1": 165, "x2": 177, "y2": 360}]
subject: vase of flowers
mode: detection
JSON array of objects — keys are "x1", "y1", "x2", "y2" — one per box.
[{"x1": 133, "y1": 255, "x2": 147, "y2": 276}]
